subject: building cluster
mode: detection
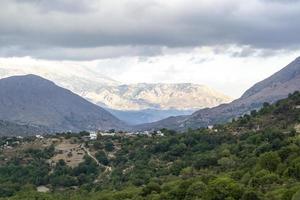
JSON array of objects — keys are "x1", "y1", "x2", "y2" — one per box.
[
  {"x1": 85, "y1": 130, "x2": 165, "y2": 140},
  {"x1": 35, "y1": 135, "x2": 44, "y2": 139},
  {"x1": 207, "y1": 125, "x2": 218, "y2": 133},
  {"x1": 0, "y1": 137, "x2": 21, "y2": 150}
]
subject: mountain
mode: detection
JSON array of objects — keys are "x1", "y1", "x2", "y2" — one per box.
[
  {"x1": 0, "y1": 65, "x2": 231, "y2": 111},
  {"x1": 136, "y1": 57, "x2": 300, "y2": 131},
  {"x1": 0, "y1": 75, "x2": 128, "y2": 133},
  {"x1": 0, "y1": 64, "x2": 119, "y2": 94},
  {"x1": 0, "y1": 64, "x2": 232, "y2": 124},
  {"x1": 106, "y1": 108, "x2": 195, "y2": 125},
  {"x1": 86, "y1": 83, "x2": 232, "y2": 110},
  {"x1": 70, "y1": 83, "x2": 232, "y2": 124},
  {"x1": 0, "y1": 120, "x2": 49, "y2": 136}
]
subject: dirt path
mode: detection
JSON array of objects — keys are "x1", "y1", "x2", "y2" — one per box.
[{"x1": 80, "y1": 144, "x2": 112, "y2": 173}]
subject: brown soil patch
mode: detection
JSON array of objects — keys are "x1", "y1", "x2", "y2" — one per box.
[{"x1": 50, "y1": 140, "x2": 85, "y2": 168}]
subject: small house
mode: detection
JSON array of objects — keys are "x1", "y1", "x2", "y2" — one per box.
[{"x1": 89, "y1": 132, "x2": 97, "y2": 140}]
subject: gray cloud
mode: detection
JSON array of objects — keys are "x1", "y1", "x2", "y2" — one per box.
[
  {"x1": 263, "y1": 0, "x2": 300, "y2": 3},
  {"x1": 0, "y1": 0, "x2": 300, "y2": 60}
]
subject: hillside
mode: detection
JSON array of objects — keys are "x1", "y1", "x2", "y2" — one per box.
[
  {"x1": 136, "y1": 57, "x2": 300, "y2": 131},
  {"x1": 0, "y1": 120, "x2": 49, "y2": 136},
  {"x1": 0, "y1": 75, "x2": 128, "y2": 133},
  {"x1": 0, "y1": 92, "x2": 300, "y2": 199}
]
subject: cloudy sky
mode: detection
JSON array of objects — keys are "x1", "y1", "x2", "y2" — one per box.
[{"x1": 0, "y1": 0, "x2": 300, "y2": 97}]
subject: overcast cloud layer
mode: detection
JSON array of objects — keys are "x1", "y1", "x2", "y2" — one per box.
[
  {"x1": 0, "y1": 0, "x2": 300, "y2": 59},
  {"x1": 0, "y1": 0, "x2": 300, "y2": 98}
]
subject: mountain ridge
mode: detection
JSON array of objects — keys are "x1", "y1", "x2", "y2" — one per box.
[
  {"x1": 135, "y1": 57, "x2": 300, "y2": 131},
  {"x1": 0, "y1": 64, "x2": 232, "y2": 124},
  {"x1": 0, "y1": 64, "x2": 232, "y2": 111},
  {"x1": 0, "y1": 74, "x2": 128, "y2": 133},
  {"x1": 87, "y1": 83, "x2": 232, "y2": 111}
]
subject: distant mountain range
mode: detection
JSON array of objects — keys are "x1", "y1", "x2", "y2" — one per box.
[
  {"x1": 136, "y1": 57, "x2": 300, "y2": 131},
  {"x1": 107, "y1": 108, "x2": 195, "y2": 125},
  {"x1": 86, "y1": 83, "x2": 232, "y2": 110},
  {"x1": 0, "y1": 75, "x2": 128, "y2": 134},
  {"x1": 0, "y1": 64, "x2": 232, "y2": 124},
  {"x1": 92, "y1": 83, "x2": 232, "y2": 124},
  {"x1": 1, "y1": 56, "x2": 298, "y2": 134}
]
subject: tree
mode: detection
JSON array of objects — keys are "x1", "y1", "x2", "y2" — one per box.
[
  {"x1": 249, "y1": 170, "x2": 279, "y2": 187},
  {"x1": 292, "y1": 190, "x2": 300, "y2": 200},
  {"x1": 50, "y1": 175, "x2": 78, "y2": 187},
  {"x1": 180, "y1": 167, "x2": 194, "y2": 179},
  {"x1": 205, "y1": 177, "x2": 243, "y2": 200},
  {"x1": 242, "y1": 190, "x2": 261, "y2": 200},
  {"x1": 95, "y1": 150, "x2": 109, "y2": 166},
  {"x1": 258, "y1": 152, "x2": 281, "y2": 172},
  {"x1": 285, "y1": 160, "x2": 300, "y2": 179},
  {"x1": 141, "y1": 182, "x2": 161, "y2": 196},
  {"x1": 217, "y1": 157, "x2": 236, "y2": 170},
  {"x1": 194, "y1": 153, "x2": 217, "y2": 169},
  {"x1": 105, "y1": 141, "x2": 115, "y2": 152},
  {"x1": 184, "y1": 181, "x2": 206, "y2": 200},
  {"x1": 93, "y1": 141, "x2": 103, "y2": 150}
]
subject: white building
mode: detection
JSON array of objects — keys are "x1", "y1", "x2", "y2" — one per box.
[
  {"x1": 89, "y1": 132, "x2": 97, "y2": 140},
  {"x1": 99, "y1": 132, "x2": 115, "y2": 136},
  {"x1": 156, "y1": 130, "x2": 164, "y2": 136},
  {"x1": 35, "y1": 135, "x2": 44, "y2": 139}
]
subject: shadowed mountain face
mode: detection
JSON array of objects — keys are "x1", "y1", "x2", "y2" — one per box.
[
  {"x1": 0, "y1": 120, "x2": 49, "y2": 136},
  {"x1": 0, "y1": 75, "x2": 128, "y2": 133},
  {"x1": 135, "y1": 57, "x2": 300, "y2": 131}
]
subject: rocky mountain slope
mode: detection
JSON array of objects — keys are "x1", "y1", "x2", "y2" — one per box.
[
  {"x1": 0, "y1": 75, "x2": 128, "y2": 133},
  {"x1": 0, "y1": 120, "x2": 49, "y2": 136},
  {"x1": 87, "y1": 83, "x2": 232, "y2": 110},
  {"x1": 136, "y1": 57, "x2": 300, "y2": 131}
]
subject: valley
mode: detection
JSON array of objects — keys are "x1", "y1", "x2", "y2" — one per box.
[
  {"x1": 0, "y1": 58, "x2": 299, "y2": 200},
  {"x1": 0, "y1": 1, "x2": 299, "y2": 199},
  {"x1": 0, "y1": 92, "x2": 299, "y2": 199}
]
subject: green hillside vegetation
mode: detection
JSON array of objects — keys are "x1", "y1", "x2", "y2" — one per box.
[{"x1": 0, "y1": 91, "x2": 300, "y2": 199}]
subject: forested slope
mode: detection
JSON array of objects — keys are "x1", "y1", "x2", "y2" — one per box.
[{"x1": 0, "y1": 92, "x2": 300, "y2": 199}]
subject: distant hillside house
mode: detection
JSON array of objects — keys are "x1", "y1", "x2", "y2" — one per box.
[
  {"x1": 98, "y1": 132, "x2": 116, "y2": 136},
  {"x1": 35, "y1": 135, "x2": 44, "y2": 139},
  {"x1": 89, "y1": 132, "x2": 97, "y2": 140}
]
